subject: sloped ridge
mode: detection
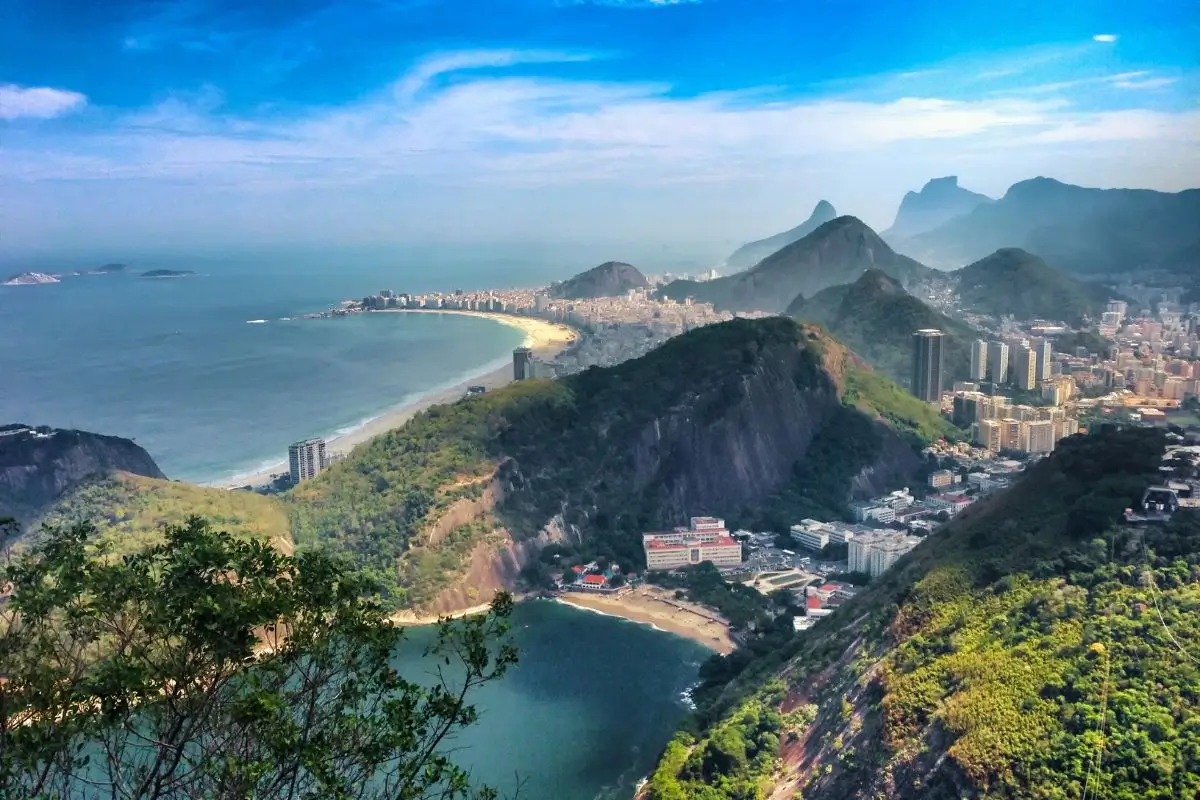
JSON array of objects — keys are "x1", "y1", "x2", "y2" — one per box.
[
  {"x1": 952, "y1": 246, "x2": 1111, "y2": 323},
  {"x1": 884, "y1": 176, "x2": 992, "y2": 240},
  {"x1": 723, "y1": 200, "x2": 839, "y2": 272},
  {"x1": 661, "y1": 217, "x2": 935, "y2": 314},
  {"x1": 548, "y1": 260, "x2": 649, "y2": 299}
]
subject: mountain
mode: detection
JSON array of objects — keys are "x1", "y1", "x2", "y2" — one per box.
[
  {"x1": 903, "y1": 177, "x2": 1200, "y2": 274},
  {"x1": 786, "y1": 269, "x2": 980, "y2": 386},
  {"x1": 723, "y1": 201, "x2": 839, "y2": 273},
  {"x1": 0, "y1": 424, "x2": 165, "y2": 525},
  {"x1": 646, "y1": 426, "x2": 1200, "y2": 799},
  {"x1": 953, "y1": 247, "x2": 1112, "y2": 323},
  {"x1": 287, "y1": 317, "x2": 955, "y2": 612},
  {"x1": 548, "y1": 261, "x2": 649, "y2": 299},
  {"x1": 659, "y1": 217, "x2": 936, "y2": 314},
  {"x1": 883, "y1": 176, "x2": 991, "y2": 240},
  {"x1": 3, "y1": 272, "x2": 60, "y2": 286}
]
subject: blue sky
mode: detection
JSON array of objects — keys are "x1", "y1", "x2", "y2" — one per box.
[{"x1": 2, "y1": 0, "x2": 1198, "y2": 258}]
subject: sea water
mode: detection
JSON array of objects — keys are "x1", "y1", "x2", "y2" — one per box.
[
  {"x1": 0, "y1": 248, "x2": 563, "y2": 482},
  {"x1": 396, "y1": 600, "x2": 708, "y2": 800}
]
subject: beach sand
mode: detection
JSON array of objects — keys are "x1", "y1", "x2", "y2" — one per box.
[
  {"x1": 559, "y1": 585, "x2": 736, "y2": 654},
  {"x1": 213, "y1": 311, "x2": 577, "y2": 488}
]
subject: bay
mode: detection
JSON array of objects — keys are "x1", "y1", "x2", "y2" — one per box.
[{"x1": 398, "y1": 600, "x2": 708, "y2": 800}]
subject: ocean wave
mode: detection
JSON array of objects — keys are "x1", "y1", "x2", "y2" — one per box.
[{"x1": 246, "y1": 319, "x2": 268, "y2": 324}]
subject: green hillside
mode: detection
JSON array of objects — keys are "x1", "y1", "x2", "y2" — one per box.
[
  {"x1": 647, "y1": 426, "x2": 1200, "y2": 799},
  {"x1": 34, "y1": 472, "x2": 293, "y2": 557},
  {"x1": 287, "y1": 317, "x2": 956, "y2": 610},
  {"x1": 787, "y1": 269, "x2": 980, "y2": 387},
  {"x1": 953, "y1": 247, "x2": 1113, "y2": 323}
]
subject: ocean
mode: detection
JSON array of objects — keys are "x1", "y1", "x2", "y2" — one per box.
[
  {"x1": 0, "y1": 249, "x2": 565, "y2": 483},
  {"x1": 395, "y1": 600, "x2": 708, "y2": 800}
]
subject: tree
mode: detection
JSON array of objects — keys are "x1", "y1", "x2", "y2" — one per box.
[{"x1": 0, "y1": 517, "x2": 517, "y2": 800}]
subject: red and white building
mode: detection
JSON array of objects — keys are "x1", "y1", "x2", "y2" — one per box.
[{"x1": 643, "y1": 517, "x2": 743, "y2": 570}]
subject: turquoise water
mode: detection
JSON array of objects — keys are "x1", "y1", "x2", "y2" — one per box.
[
  {"x1": 0, "y1": 253, "x2": 542, "y2": 482},
  {"x1": 397, "y1": 601, "x2": 708, "y2": 800}
]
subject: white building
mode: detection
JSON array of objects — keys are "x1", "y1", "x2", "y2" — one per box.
[
  {"x1": 643, "y1": 517, "x2": 743, "y2": 570},
  {"x1": 848, "y1": 532, "x2": 922, "y2": 577},
  {"x1": 288, "y1": 438, "x2": 328, "y2": 483}
]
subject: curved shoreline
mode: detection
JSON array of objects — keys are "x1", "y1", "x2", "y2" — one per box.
[{"x1": 210, "y1": 310, "x2": 577, "y2": 488}]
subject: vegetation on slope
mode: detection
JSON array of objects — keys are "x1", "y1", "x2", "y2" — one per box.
[
  {"x1": 787, "y1": 269, "x2": 980, "y2": 386},
  {"x1": 33, "y1": 472, "x2": 292, "y2": 556},
  {"x1": 288, "y1": 318, "x2": 947, "y2": 610},
  {"x1": 0, "y1": 516, "x2": 516, "y2": 800},
  {"x1": 953, "y1": 247, "x2": 1113, "y2": 323},
  {"x1": 650, "y1": 426, "x2": 1200, "y2": 800}
]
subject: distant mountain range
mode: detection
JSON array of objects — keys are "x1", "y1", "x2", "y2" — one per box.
[
  {"x1": 952, "y1": 248, "x2": 1113, "y2": 324},
  {"x1": 549, "y1": 261, "x2": 649, "y2": 299},
  {"x1": 722, "y1": 200, "x2": 838, "y2": 273},
  {"x1": 895, "y1": 177, "x2": 1200, "y2": 274},
  {"x1": 3, "y1": 264, "x2": 196, "y2": 286},
  {"x1": 883, "y1": 176, "x2": 991, "y2": 240},
  {"x1": 786, "y1": 269, "x2": 978, "y2": 387},
  {"x1": 660, "y1": 216, "x2": 934, "y2": 314}
]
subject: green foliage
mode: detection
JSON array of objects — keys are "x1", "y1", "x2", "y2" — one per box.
[
  {"x1": 1052, "y1": 329, "x2": 1111, "y2": 357},
  {"x1": 646, "y1": 694, "x2": 787, "y2": 800},
  {"x1": 0, "y1": 517, "x2": 517, "y2": 800},
  {"x1": 788, "y1": 270, "x2": 981, "y2": 385},
  {"x1": 842, "y1": 366, "x2": 961, "y2": 445},
  {"x1": 34, "y1": 472, "x2": 293, "y2": 557},
  {"x1": 653, "y1": 427, "x2": 1198, "y2": 799},
  {"x1": 955, "y1": 248, "x2": 1111, "y2": 324}
]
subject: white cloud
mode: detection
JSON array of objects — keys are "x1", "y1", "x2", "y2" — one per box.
[
  {"x1": 0, "y1": 84, "x2": 87, "y2": 120},
  {"x1": 1113, "y1": 77, "x2": 1178, "y2": 90},
  {"x1": 1092, "y1": 34, "x2": 1118, "y2": 43}
]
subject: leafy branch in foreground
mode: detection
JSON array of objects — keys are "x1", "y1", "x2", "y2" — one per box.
[{"x1": 0, "y1": 516, "x2": 517, "y2": 800}]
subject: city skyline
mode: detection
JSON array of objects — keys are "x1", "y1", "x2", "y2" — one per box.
[{"x1": 3, "y1": 0, "x2": 1198, "y2": 254}]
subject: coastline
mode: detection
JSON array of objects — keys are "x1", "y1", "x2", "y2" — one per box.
[
  {"x1": 558, "y1": 585, "x2": 736, "y2": 655},
  {"x1": 211, "y1": 310, "x2": 577, "y2": 489}
]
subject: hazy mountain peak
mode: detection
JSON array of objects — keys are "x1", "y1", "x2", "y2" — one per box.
[
  {"x1": 548, "y1": 260, "x2": 648, "y2": 300},
  {"x1": 722, "y1": 200, "x2": 839, "y2": 272},
  {"x1": 884, "y1": 175, "x2": 992, "y2": 240}
]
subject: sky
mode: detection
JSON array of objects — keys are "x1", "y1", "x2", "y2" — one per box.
[{"x1": 2, "y1": 0, "x2": 1198, "y2": 260}]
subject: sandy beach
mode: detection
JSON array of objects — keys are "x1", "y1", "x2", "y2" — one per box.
[
  {"x1": 559, "y1": 585, "x2": 736, "y2": 654},
  {"x1": 213, "y1": 310, "x2": 577, "y2": 488}
]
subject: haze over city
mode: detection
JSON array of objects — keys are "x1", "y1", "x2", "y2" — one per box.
[{"x1": 2, "y1": 0, "x2": 1198, "y2": 255}]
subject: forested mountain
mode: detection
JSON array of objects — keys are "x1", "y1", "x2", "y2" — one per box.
[
  {"x1": 787, "y1": 269, "x2": 979, "y2": 386},
  {"x1": 953, "y1": 247, "x2": 1113, "y2": 323},
  {"x1": 659, "y1": 217, "x2": 935, "y2": 313},
  {"x1": 723, "y1": 201, "x2": 838, "y2": 273},
  {"x1": 901, "y1": 177, "x2": 1200, "y2": 274},
  {"x1": 646, "y1": 426, "x2": 1200, "y2": 800}
]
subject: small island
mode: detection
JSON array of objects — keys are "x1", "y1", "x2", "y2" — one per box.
[
  {"x1": 2, "y1": 271, "x2": 60, "y2": 286},
  {"x1": 140, "y1": 269, "x2": 196, "y2": 279},
  {"x1": 92, "y1": 263, "x2": 128, "y2": 274}
]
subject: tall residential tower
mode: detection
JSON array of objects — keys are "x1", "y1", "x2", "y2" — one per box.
[{"x1": 911, "y1": 329, "x2": 945, "y2": 403}]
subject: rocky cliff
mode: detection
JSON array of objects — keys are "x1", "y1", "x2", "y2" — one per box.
[
  {"x1": 0, "y1": 424, "x2": 166, "y2": 525},
  {"x1": 883, "y1": 176, "x2": 991, "y2": 240}
]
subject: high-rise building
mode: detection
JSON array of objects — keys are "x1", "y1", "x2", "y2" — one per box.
[
  {"x1": 987, "y1": 341, "x2": 1010, "y2": 384},
  {"x1": 288, "y1": 438, "x2": 327, "y2": 483},
  {"x1": 1025, "y1": 420, "x2": 1055, "y2": 453},
  {"x1": 1014, "y1": 345, "x2": 1038, "y2": 390},
  {"x1": 1000, "y1": 418, "x2": 1024, "y2": 451},
  {"x1": 911, "y1": 329, "x2": 945, "y2": 403},
  {"x1": 512, "y1": 346, "x2": 534, "y2": 381},
  {"x1": 969, "y1": 339, "x2": 989, "y2": 381},
  {"x1": 975, "y1": 419, "x2": 1003, "y2": 452},
  {"x1": 1029, "y1": 337, "x2": 1053, "y2": 381}
]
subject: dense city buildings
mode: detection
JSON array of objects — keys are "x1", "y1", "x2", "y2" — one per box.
[
  {"x1": 288, "y1": 438, "x2": 327, "y2": 483},
  {"x1": 911, "y1": 329, "x2": 945, "y2": 402},
  {"x1": 643, "y1": 517, "x2": 743, "y2": 570}
]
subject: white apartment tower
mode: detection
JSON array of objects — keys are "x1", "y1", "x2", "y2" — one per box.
[
  {"x1": 987, "y1": 341, "x2": 1009, "y2": 384},
  {"x1": 288, "y1": 438, "x2": 328, "y2": 483},
  {"x1": 969, "y1": 339, "x2": 989, "y2": 381}
]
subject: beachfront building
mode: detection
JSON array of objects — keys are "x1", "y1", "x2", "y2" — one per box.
[
  {"x1": 512, "y1": 346, "x2": 534, "y2": 380},
  {"x1": 288, "y1": 438, "x2": 328, "y2": 483},
  {"x1": 643, "y1": 517, "x2": 743, "y2": 570}
]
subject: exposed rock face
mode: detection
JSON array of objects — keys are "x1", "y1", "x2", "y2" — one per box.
[
  {"x1": 2, "y1": 272, "x2": 60, "y2": 286},
  {"x1": 724, "y1": 200, "x2": 839, "y2": 273},
  {"x1": 549, "y1": 261, "x2": 649, "y2": 299},
  {"x1": 0, "y1": 425, "x2": 166, "y2": 524},
  {"x1": 883, "y1": 176, "x2": 991, "y2": 240}
]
